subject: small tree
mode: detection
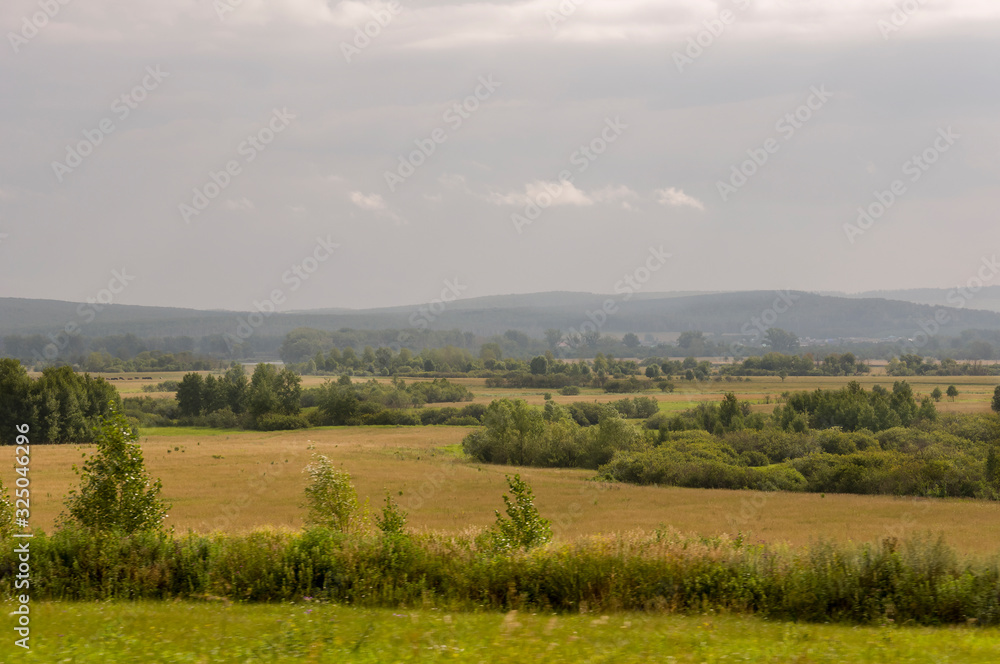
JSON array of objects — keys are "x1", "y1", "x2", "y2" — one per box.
[
  {"x1": 375, "y1": 492, "x2": 407, "y2": 535},
  {"x1": 303, "y1": 454, "x2": 359, "y2": 532},
  {"x1": 490, "y1": 474, "x2": 551, "y2": 552},
  {"x1": 946, "y1": 385, "x2": 959, "y2": 402},
  {"x1": 63, "y1": 405, "x2": 169, "y2": 534},
  {"x1": 931, "y1": 387, "x2": 943, "y2": 402},
  {"x1": 992, "y1": 385, "x2": 1000, "y2": 413}
]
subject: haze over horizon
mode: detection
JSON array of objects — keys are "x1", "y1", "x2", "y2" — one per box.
[{"x1": 2, "y1": 1, "x2": 998, "y2": 312}]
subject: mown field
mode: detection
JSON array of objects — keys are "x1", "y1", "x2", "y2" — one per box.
[
  {"x1": 7, "y1": 423, "x2": 1000, "y2": 554},
  {"x1": 2, "y1": 602, "x2": 998, "y2": 663}
]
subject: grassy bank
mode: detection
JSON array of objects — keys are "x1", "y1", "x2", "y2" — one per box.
[{"x1": 2, "y1": 602, "x2": 999, "y2": 663}]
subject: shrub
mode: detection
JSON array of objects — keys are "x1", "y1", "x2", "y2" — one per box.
[
  {"x1": 375, "y1": 493, "x2": 408, "y2": 534},
  {"x1": 488, "y1": 474, "x2": 551, "y2": 552},
  {"x1": 303, "y1": 455, "x2": 359, "y2": 533},
  {"x1": 0, "y1": 477, "x2": 13, "y2": 539},
  {"x1": 255, "y1": 413, "x2": 311, "y2": 431},
  {"x1": 62, "y1": 405, "x2": 169, "y2": 535},
  {"x1": 559, "y1": 385, "x2": 581, "y2": 396}
]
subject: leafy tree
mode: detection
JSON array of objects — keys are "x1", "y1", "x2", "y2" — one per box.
[
  {"x1": 677, "y1": 331, "x2": 704, "y2": 351},
  {"x1": 544, "y1": 328, "x2": 563, "y2": 350},
  {"x1": 992, "y1": 386, "x2": 1000, "y2": 413},
  {"x1": 987, "y1": 446, "x2": 1000, "y2": 493},
  {"x1": 622, "y1": 333, "x2": 640, "y2": 349},
  {"x1": 490, "y1": 474, "x2": 551, "y2": 552},
  {"x1": 176, "y1": 372, "x2": 205, "y2": 417},
  {"x1": 765, "y1": 328, "x2": 799, "y2": 353},
  {"x1": 530, "y1": 355, "x2": 548, "y2": 375},
  {"x1": 221, "y1": 362, "x2": 250, "y2": 414},
  {"x1": 644, "y1": 364, "x2": 660, "y2": 379},
  {"x1": 931, "y1": 387, "x2": 943, "y2": 402},
  {"x1": 62, "y1": 405, "x2": 169, "y2": 534},
  {"x1": 947, "y1": 385, "x2": 959, "y2": 402},
  {"x1": 303, "y1": 454, "x2": 359, "y2": 532},
  {"x1": 0, "y1": 359, "x2": 33, "y2": 445},
  {"x1": 375, "y1": 492, "x2": 407, "y2": 534}
]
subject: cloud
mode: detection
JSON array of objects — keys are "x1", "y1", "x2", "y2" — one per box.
[
  {"x1": 349, "y1": 191, "x2": 406, "y2": 224},
  {"x1": 487, "y1": 180, "x2": 596, "y2": 207},
  {"x1": 349, "y1": 191, "x2": 388, "y2": 211},
  {"x1": 655, "y1": 187, "x2": 705, "y2": 211}
]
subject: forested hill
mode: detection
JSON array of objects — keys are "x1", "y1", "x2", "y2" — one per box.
[{"x1": 3, "y1": 291, "x2": 1000, "y2": 341}]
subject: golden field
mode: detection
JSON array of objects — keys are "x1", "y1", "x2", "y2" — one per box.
[{"x1": 7, "y1": 422, "x2": 1000, "y2": 555}]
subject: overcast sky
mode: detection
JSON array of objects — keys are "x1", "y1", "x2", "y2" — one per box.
[{"x1": 1, "y1": 0, "x2": 998, "y2": 311}]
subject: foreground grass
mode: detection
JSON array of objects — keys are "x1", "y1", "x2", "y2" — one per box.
[{"x1": 3, "y1": 602, "x2": 997, "y2": 663}]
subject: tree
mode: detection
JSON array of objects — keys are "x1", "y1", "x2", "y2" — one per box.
[
  {"x1": 765, "y1": 328, "x2": 799, "y2": 353},
  {"x1": 490, "y1": 474, "x2": 551, "y2": 552},
  {"x1": 530, "y1": 355, "x2": 548, "y2": 375},
  {"x1": 375, "y1": 492, "x2": 407, "y2": 534},
  {"x1": 0, "y1": 359, "x2": 32, "y2": 445},
  {"x1": 677, "y1": 331, "x2": 704, "y2": 351},
  {"x1": 176, "y1": 372, "x2": 205, "y2": 417},
  {"x1": 221, "y1": 362, "x2": 250, "y2": 414},
  {"x1": 622, "y1": 333, "x2": 640, "y2": 349},
  {"x1": 644, "y1": 364, "x2": 661, "y2": 379},
  {"x1": 931, "y1": 387, "x2": 943, "y2": 402},
  {"x1": 992, "y1": 385, "x2": 1000, "y2": 413},
  {"x1": 62, "y1": 405, "x2": 169, "y2": 534},
  {"x1": 303, "y1": 454, "x2": 359, "y2": 532},
  {"x1": 946, "y1": 385, "x2": 959, "y2": 402},
  {"x1": 544, "y1": 328, "x2": 563, "y2": 350}
]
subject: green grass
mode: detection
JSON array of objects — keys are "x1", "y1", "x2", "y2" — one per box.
[
  {"x1": 4, "y1": 602, "x2": 998, "y2": 662},
  {"x1": 139, "y1": 426, "x2": 242, "y2": 437}
]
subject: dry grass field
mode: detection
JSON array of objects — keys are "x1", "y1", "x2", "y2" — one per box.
[{"x1": 8, "y1": 423, "x2": 1000, "y2": 555}]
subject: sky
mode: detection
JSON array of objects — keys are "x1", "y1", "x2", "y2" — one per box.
[{"x1": 0, "y1": 0, "x2": 998, "y2": 312}]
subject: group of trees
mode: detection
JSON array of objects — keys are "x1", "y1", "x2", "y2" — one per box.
[
  {"x1": 463, "y1": 390, "x2": 1000, "y2": 500},
  {"x1": 887, "y1": 354, "x2": 1000, "y2": 376},
  {"x1": 0, "y1": 359, "x2": 120, "y2": 444},
  {"x1": 315, "y1": 376, "x2": 476, "y2": 427},
  {"x1": 174, "y1": 363, "x2": 302, "y2": 429}
]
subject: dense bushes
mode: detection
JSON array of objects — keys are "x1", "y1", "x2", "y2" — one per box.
[
  {"x1": 463, "y1": 395, "x2": 1000, "y2": 500},
  {"x1": 2, "y1": 528, "x2": 999, "y2": 626}
]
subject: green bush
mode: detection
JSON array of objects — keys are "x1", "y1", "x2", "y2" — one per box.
[
  {"x1": 559, "y1": 385, "x2": 581, "y2": 396},
  {"x1": 487, "y1": 475, "x2": 551, "y2": 552},
  {"x1": 255, "y1": 413, "x2": 311, "y2": 431},
  {"x1": 303, "y1": 455, "x2": 360, "y2": 533}
]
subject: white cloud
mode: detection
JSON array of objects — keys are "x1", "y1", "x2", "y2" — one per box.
[
  {"x1": 349, "y1": 191, "x2": 387, "y2": 211},
  {"x1": 655, "y1": 187, "x2": 705, "y2": 211},
  {"x1": 487, "y1": 180, "x2": 595, "y2": 207}
]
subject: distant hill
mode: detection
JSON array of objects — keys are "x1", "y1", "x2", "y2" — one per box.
[
  {"x1": 4, "y1": 291, "x2": 1000, "y2": 343},
  {"x1": 829, "y1": 287, "x2": 1000, "y2": 314}
]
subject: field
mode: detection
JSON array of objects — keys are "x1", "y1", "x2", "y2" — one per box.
[
  {"x1": 7, "y1": 423, "x2": 1000, "y2": 555},
  {"x1": 7, "y1": 370, "x2": 1000, "y2": 660},
  {"x1": 2, "y1": 602, "x2": 998, "y2": 662},
  {"x1": 5, "y1": 371, "x2": 1000, "y2": 552}
]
